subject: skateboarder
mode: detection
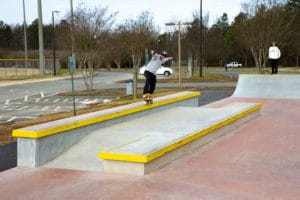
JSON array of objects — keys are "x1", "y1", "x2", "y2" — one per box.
[
  {"x1": 143, "y1": 50, "x2": 173, "y2": 102},
  {"x1": 268, "y1": 41, "x2": 281, "y2": 74}
]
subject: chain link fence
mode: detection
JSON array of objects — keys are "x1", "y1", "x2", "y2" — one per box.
[{"x1": 0, "y1": 59, "x2": 60, "y2": 78}]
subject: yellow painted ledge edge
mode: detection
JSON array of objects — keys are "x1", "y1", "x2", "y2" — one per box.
[
  {"x1": 12, "y1": 91, "x2": 200, "y2": 139},
  {"x1": 99, "y1": 103, "x2": 263, "y2": 163}
]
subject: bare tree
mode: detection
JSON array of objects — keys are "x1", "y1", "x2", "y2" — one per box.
[
  {"x1": 110, "y1": 26, "x2": 130, "y2": 71},
  {"x1": 121, "y1": 11, "x2": 159, "y2": 99},
  {"x1": 73, "y1": 5, "x2": 116, "y2": 90},
  {"x1": 235, "y1": 0, "x2": 291, "y2": 72},
  {"x1": 183, "y1": 11, "x2": 209, "y2": 75},
  {"x1": 285, "y1": 0, "x2": 300, "y2": 67}
]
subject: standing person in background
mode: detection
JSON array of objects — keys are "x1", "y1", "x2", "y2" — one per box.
[
  {"x1": 143, "y1": 50, "x2": 173, "y2": 99},
  {"x1": 268, "y1": 41, "x2": 281, "y2": 74}
]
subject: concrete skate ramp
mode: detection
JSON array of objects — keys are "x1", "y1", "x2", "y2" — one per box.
[{"x1": 232, "y1": 74, "x2": 300, "y2": 99}]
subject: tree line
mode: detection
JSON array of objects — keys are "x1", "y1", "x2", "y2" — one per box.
[{"x1": 0, "y1": 0, "x2": 299, "y2": 74}]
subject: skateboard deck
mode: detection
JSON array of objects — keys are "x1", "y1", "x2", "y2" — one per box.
[{"x1": 143, "y1": 93, "x2": 153, "y2": 104}]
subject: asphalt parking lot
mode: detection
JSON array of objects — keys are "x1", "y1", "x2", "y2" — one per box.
[{"x1": 0, "y1": 94, "x2": 117, "y2": 124}]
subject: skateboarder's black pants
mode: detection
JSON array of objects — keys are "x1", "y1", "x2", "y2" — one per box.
[{"x1": 143, "y1": 70, "x2": 156, "y2": 94}]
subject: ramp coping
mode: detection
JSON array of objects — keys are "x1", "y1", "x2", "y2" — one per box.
[{"x1": 12, "y1": 91, "x2": 200, "y2": 139}]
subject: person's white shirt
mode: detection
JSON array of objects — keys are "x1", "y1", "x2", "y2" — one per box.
[{"x1": 268, "y1": 46, "x2": 281, "y2": 60}]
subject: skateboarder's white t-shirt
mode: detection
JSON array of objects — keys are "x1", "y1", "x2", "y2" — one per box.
[{"x1": 145, "y1": 54, "x2": 171, "y2": 74}]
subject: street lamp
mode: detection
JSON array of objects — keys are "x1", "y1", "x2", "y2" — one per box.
[
  {"x1": 200, "y1": 0, "x2": 203, "y2": 77},
  {"x1": 37, "y1": 0, "x2": 45, "y2": 76},
  {"x1": 52, "y1": 10, "x2": 60, "y2": 76},
  {"x1": 22, "y1": 0, "x2": 28, "y2": 71},
  {"x1": 165, "y1": 22, "x2": 193, "y2": 87},
  {"x1": 70, "y1": 0, "x2": 75, "y2": 58}
]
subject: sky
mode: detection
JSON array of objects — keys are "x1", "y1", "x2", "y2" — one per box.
[{"x1": 0, "y1": 0, "x2": 245, "y2": 32}]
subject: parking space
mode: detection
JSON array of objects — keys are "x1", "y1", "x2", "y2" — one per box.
[{"x1": 0, "y1": 94, "x2": 116, "y2": 123}]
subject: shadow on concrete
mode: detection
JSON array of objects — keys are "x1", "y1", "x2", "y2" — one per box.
[{"x1": 0, "y1": 142, "x2": 17, "y2": 172}]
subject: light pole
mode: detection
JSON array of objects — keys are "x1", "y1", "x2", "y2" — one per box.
[
  {"x1": 37, "y1": 0, "x2": 45, "y2": 76},
  {"x1": 70, "y1": 0, "x2": 75, "y2": 59},
  {"x1": 22, "y1": 0, "x2": 28, "y2": 71},
  {"x1": 200, "y1": 0, "x2": 203, "y2": 77},
  {"x1": 165, "y1": 22, "x2": 192, "y2": 87},
  {"x1": 52, "y1": 11, "x2": 60, "y2": 76}
]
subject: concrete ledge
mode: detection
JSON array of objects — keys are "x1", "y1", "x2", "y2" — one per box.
[
  {"x1": 99, "y1": 102, "x2": 262, "y2": 175},
  {"x1": 13, "y1": 91, "x2": 200, "y2": 167}
]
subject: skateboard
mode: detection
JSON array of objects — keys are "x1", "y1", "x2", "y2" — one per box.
[{"x1": 143, "y1": 93, "x2": 153, "y2": 104}]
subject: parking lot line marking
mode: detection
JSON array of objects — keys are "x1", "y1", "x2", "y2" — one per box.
[
  {"x1": 6, "y1": 116, "x2": 16, "y2": 123},
  {"x1": 40, "y1": 91, "x2": 44, "y2": 98},
  {"x1": 17, "y1": 106, "x2": 29, "y2": 111},
  {"x1": 44, "y1": 99, "x2": 49, "y2": 102},
  {"x1": 24, "y1": 95, "x2": 28, "y2": 102},
  {"x1": 35, "y1": 98, "x2": 40, "y2": 102},
  {"x1": 6, "y1": 107, "x2": 14, "y2": 110},
  {"x1": 54, "y1": 106, "x2": 61, "y2": 111},
  {"x1": 41, "y1": 106, "x2": 49, "y2": 111},
  {"x1": 63, "y1": 99, "x2": 68, "y2": 102},
  {"x1": 53, "y1": 99, "x2": 60, "y2": 103},
  {"x1": 5, "y1": 100, "x2": 9, "y2": 104}
]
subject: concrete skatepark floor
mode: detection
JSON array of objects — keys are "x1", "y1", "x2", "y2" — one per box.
[
  {"x1": 1, "y1": 74, "x2": 299, "y2": 199},
  {"x1": 0, "y1": 96, "x2": 299, "y2": 199}
]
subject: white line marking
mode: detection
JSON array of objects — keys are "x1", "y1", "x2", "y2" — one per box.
[
  {"x1": 63, "y1": 99, "x2": 68, "y2": 102},
  {"x1": 6, "y1": 107, "x2": 14, "y2": 110},
  {"x1": 81, "y1": 99, "x2": 98, "y2": 104},
  {"x1": 35, "y1": 98, "x2": 40, "y2": 102},
  {"x1": 103, "y1": 99, "x2": 111, "y2": 103},
  {"x1": 53, "y1": 99, "x2": 60, "y2": 103},
  {"x1": 5, "y1": 100, "x2": 9, "y2": 104},
  {"x1": 40, "y1": 91, "x2": 44, "y2": 98},
  {"x1": 41, "y1": 106, "x2": 49, "y2": 111},
  {"x1": 24, "y1": 95, "x2": 28, "y2": 102},
  {"x1": 17, "y1": 106, "x2": 29, "y2": 111},
  {"x1": 44, "y1": 99, "x2": 49, "y2": 102},
  {"x1": 6, "y1": 116, "x2": 17, "y2": 122},
  {"x1": 54, "y1": 106, "x2": 61, "y2": 111}
]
